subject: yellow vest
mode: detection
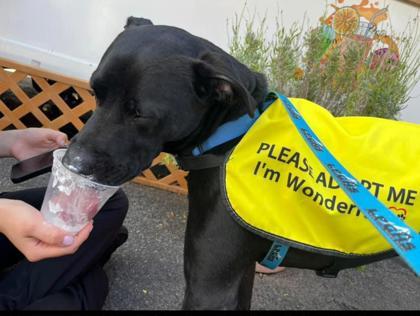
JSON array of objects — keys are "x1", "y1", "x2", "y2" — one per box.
[{"x1": 223, "y1": 98, "x2": 420, "y2": 256}]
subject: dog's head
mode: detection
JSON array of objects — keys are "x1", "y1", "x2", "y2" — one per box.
[{"x1": 63, "y1": 17, "x2": 267, "y2": 185}]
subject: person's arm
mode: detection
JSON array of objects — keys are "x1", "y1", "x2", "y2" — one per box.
[
  {"x1": 0, "y1": 198, "x2": 93, "y2": 262},
  {"x1": 0, "y1": 128, "x2": 68, "y2": 160}
]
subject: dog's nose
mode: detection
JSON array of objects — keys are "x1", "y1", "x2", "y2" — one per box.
[
  {"x1": 62, "y1": 143, "x2": 95, "y2": 177},
  {"x1": 62, "y1": 152, "x2": 84, "y2": 174}
]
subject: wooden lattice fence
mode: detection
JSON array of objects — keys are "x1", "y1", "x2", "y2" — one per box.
[{"x1": 0, "y1": 58, "x2": 188, "y2": 194}]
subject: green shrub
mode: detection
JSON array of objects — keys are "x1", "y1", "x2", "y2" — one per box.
[{"x1": 228, "y1": 10, "x2": 420, "y2": 119}]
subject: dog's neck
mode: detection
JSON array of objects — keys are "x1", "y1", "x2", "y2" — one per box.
[
  {"x1": 165, "y1": 101, "x2": 248, "y2": 157},
  {"x1": 166, "y1": 99, "x2": 266, "y2": 172}
]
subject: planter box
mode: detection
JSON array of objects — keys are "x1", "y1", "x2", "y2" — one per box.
[{"x1": 0, "y1": 58, "x2": 188, "y2": 195}]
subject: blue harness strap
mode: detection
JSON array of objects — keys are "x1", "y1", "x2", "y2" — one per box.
[{"x1": 191, "y1": 100, "x2": 290, "y2": 269}]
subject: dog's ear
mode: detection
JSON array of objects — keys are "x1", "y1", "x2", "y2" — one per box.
[
  {"x1": 125, "y1": 17, "x2": 153, "y2": 29},
  {"x1": 192, "y1": 52, "x2": 265, "y2": 118}
]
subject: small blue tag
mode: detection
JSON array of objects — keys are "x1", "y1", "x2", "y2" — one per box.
[{"x1": 259, "y1": 241, "x2": 289, "y2": 270}]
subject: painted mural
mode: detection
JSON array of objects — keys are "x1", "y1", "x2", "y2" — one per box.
[{"x1": 320, "y1": 0, "x2": 400, "y2": 69}]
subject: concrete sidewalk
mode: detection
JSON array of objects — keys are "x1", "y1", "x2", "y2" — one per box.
[{"x1": 0, "y1": 157, "x2": 419, "y2": 310}]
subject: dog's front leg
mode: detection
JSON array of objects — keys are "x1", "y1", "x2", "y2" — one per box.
[{"x1": 182, "y1": 169, "x2": 270, "y2": 310}]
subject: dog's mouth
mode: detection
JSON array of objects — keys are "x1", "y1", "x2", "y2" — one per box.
[
  {"x1": 66, "y1": 163, "x2": 138, "y2": 187},
  {"x1": 63, "y1": 158, "x2": 124, "y2": 187},
  {"x1": 62, "y1": 149, "x2": 153, "y2": 187}
]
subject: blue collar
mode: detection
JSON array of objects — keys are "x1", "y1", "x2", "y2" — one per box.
[{"x1": 191, "y1": 99, "x2": 274, "y2": 156}]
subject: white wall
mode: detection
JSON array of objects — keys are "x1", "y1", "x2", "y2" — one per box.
[{"x1": 0, "y1": 0, "x2": 418, "y2": 122}]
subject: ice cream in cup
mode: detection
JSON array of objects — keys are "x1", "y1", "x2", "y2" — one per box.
[{"x1": 40, "y1": 148, "x2": 119, "y2": 233}]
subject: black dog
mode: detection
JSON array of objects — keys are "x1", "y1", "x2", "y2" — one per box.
[{"x1": 63, "y1": 17, "x2": 396, "y2": 310}]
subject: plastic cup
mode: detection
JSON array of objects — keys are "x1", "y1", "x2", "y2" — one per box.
[{"x1": 40, "y1": 149, "x2": 119, "y2": 233}]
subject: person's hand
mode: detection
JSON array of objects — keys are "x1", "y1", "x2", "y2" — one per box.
[
  {"x1": 4, "y1": 128, "x2": 68, "y2": 160},
  {"x1": 11, "y1": 128, "x2": 68, "y2": 160},
  {"x1": 0, "y1": 199, "x2": 93, "y2": 262}
]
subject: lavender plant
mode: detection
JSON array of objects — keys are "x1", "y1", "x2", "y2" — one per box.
[{"x1": 228, "y1": 10, "x2": 420, "y2": 119}]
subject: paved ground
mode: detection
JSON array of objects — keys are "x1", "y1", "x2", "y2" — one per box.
[{"x1": 0, "y1": 157, "x2": 419, "y2": 310}]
